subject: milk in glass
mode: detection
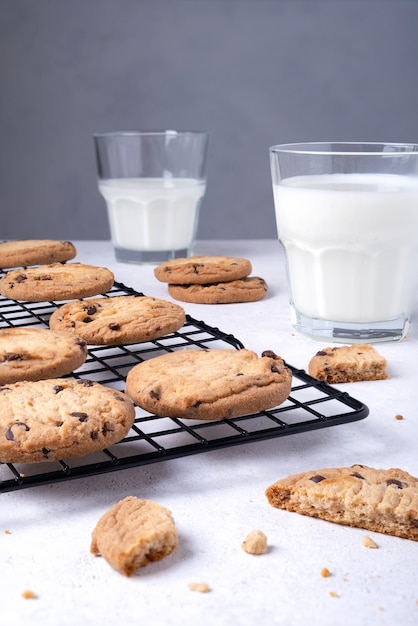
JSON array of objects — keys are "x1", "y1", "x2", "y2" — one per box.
[{"x1": 273, "y1": 173, "x2": 418, "y2": 324}]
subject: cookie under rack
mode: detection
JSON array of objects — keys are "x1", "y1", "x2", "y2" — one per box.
[{"x1": 0, "y1": 278, "x2": 369, "y2": 493}]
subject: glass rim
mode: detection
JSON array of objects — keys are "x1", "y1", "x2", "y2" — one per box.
[
  {"x1": 93, "y1": 130, "x2": 209, "y2": 139},
  {"x1": 269, "y1": 141, "x2": 418, "y2": 156}
]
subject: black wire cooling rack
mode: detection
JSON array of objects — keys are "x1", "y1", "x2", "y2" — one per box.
[{"x1": 0, "y1": 277, "x2": 369, "y2": 493}]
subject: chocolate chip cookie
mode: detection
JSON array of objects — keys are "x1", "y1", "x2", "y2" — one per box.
[
  {"x1": 49, "y1": 295, "x2": 186, "y2": 345},
  {"x1": 0, "y1": 378, "x2": 135, "y2": 463},
  {"x1": 91, "y1": 496, "x2": 178, "y2": 576},
  {"x1": 0, "y1": 328, "x2": 87, "y2": 384},
  {"x1": 266, "y1": 464, "x2": 418, "y2": 541},
  {"x1": 168, "y1": 276, "x2": 268, "y2": 304},
  {"x1": 125, "y1": 348, "x2": 292, "y2": 421},
  {"x1": 0, "y1": 239, "x2": 76, "y2": 269},
  {"x1": 308, "y1": 344, "x2": 388, "y2": 383},
  {"x1": 154, "y1": 255, "x2": 252, "y2": 285},
  {"x1": 0, "y1": 263, "x2": 114, "y2": 302}
]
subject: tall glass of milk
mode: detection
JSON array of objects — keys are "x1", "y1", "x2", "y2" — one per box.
[
  {"x1": 94, "y1": 130, "x2": 209, "y2": 263},
  {"x1": 269, "y1": 142, "x2": 418, "y2": 342}
]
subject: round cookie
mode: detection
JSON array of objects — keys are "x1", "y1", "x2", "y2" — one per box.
[
  {"x1": 154, "y1": 255, "x2": 252, "y2": 285},
  {"x1": 168, "y1": 276, "x2": 268, "y2": 304},
  {"x1": 0, "y1": 378, "x2": 135, "y2": 463},
  {"x1": 0, "y1": 327, "x2": 88, "y2": 384},
  {"x1": 49, "y1": 295, "x2": 186, "y2": 345},
  {"x1": 125, "y1": 348, "x2": 292, "y2": 421},
  {"x1": 0, "y1": 239, "x2": 77, "y2": 269},
  {"x1": 0, "y1": 263, "x2": 114, "y2": 302}
]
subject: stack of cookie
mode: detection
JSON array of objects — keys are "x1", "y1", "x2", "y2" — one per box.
[{"x1": 154, "y1": 255, "x2": 268, "y2": 304}]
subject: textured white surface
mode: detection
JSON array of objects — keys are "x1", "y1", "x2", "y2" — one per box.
[{"x1": 1, "y1": 240, "x2": 418, "y2": 626}]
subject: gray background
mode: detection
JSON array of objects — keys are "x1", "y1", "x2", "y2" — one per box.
[{"x1": 1, "y1": 0, "x2": 417, "y2": 242}]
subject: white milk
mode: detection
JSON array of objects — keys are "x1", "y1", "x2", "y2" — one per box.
[
  {"x1": 98, "y1": 178, "x2": 206, "y2": 251},
  {"x1": 273, "y1": 173, "x2": 418, "y2": 323}
]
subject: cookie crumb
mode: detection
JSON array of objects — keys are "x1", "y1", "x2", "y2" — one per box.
[
  {"x1": 395, "y1": 414, "x2": 404, "y2": 420},
  {"x1": 363, "y1": 535, "x2": 378, "y2": 549},
  {"x1": 4, "y1": 529, "x2": 11, "y2": 534},
  {"x1": 188, "y1": 582, "x2": 210, "y2": 593},
  {"x1": 22, "y1": 590, "x2": 37, "y2": 599},
  {"x1": 329, "y1": 591, "x2": 339, "y2": 598},
  {"x1": 321, "y1": 567, "x2": 331, "y2": 578},
  {"x1": 241, "y1": 529, "x2": 268, "y2": 555}
]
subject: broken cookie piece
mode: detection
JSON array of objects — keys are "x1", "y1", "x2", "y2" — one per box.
[
  {"x1": 91, "y1": 496, "x2": 178, "y2": 576},
  {"x1": 308, "y1": 344, "x2": 388, "y2": 383}
]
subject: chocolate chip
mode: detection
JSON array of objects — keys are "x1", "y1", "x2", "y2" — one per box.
[
  {"x1": 75, "y1": 338, "x2": 87, "y2": 348},
  {"x1": 5, "y1": 422, "x2": 30, "y2": 441},
  {"x1": 262, "y1": 350, "x2": 278, "y2": 359},
  {"x1": 102, "y1": 421, "x2": 114, "y2": 435},
  {"x1": 70, "y1": 321, "x2": 76, "y2": 328},
  {"x1": 236, "y1": 372, "x2": 244, "y2": 376},
  {"x1": 82, "y1": 316, "x2": 93, "y2": 323},
  {"x1": 70, "y1": 412, "x2": 88, "y2": 422},
  {"x1": 0, "y1": 386, "x2": 12, "y2": 392},
  {"x1": 15, "y1": 274, "x2": 27, "y2": 283},
  {"x1": 350, "y1": 472, "x2": 365, "y2": 479},
  {"x1": 386, "y1": 479, "x2": 404, "y2": 489},
  {"x1": 85, "y1": 305, "x2": 97, "y2": 316},
  {"x1": 150, "y1": 389, "x2": 160, "y2": 400},
  {"x1": 271, "y1": 365, "x2": 281, "y2": 373},
  {"x1": 1, "y1": 352, "x2": 24, "y2": 362},
  {"x1": 77, "y1": 379, "x2": 94, "y2": 387},
  {"x1": 90, "y1": 431, "x2": 99, "y2": 440},
  {"x1": 42, "y1": 447, "x2": 50, "y2": 457},
  {"x1": 316, "y1": 350, "x2": 328, "y2": 356},
  {"x1": 109, "y1": 323, "x2": 120, "y2": 331},
  {"x1": 53, "y1": 385, "x2": 64, "y2": 394},
  {"x1": 310, "y1": 474, "x2": 326, "y2": 483}
]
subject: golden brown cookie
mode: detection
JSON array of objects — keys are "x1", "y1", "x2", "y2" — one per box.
[
  {"x1": 49, "y1": 295, "x2": 186, "y2": 345},
  {"x1": 91, "y1": 496, "x2": 178, "y2": 576},
  {"x1": 0, "y1": 239, "x2": 76, "y2": 269},
  {"x1": 0, "y1": 378, "x2": 135, "y2": 463},
  {"x1": 168, "y1": 276, "x2": 267, "y2": 304},
  {"x1": 0, "y1": 327, "x2": 87, "y2": 384},
  {"x1": 125, "y1": 348, "x2": 292, "y2": 421},
  {"x1": 308, "y1": 344, "x2": 388, "y2": 383},
  {"x1": 265, "y1": 464, "x2": 418, "y2": 541},
  {"x1": 154, "y1": 255, "x2": 252, "y2": 285},
  {"x1": 0, "y1": 263, "x2": 114, "y2": 302}
]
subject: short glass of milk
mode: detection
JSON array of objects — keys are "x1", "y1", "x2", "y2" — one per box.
[
  {"x1": 269, "y1": 142, "x2": 418, "y2": 342},
  {"x1": 94, "y1": 130, "x2": 209, "y2": 263}
]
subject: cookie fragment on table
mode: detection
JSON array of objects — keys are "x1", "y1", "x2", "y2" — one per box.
[
  {"x1": 125, "y1": 348, "x2": 292, "y2": 421},
  {"x1": 91, "y1": 496, "x2": 178, "y2": 577},
  {"x1": 265, "y1": 464, "x2": 418, "y2": 541},
  {"x1": 308, "y1": 344, "x2": 388, "y2": 383}
]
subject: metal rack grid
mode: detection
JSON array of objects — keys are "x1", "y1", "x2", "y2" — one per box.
[{"x1": 0, "y1": 278, "x2": 369, "y2": 493}]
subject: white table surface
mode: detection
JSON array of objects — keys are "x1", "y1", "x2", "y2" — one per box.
[{"x1": 1, "y1": 239, "x2": 418, "y2": 626}]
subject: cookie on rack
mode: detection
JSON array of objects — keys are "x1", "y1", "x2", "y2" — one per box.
[
  {"x1": 308, "y1": 344, "x2": 388, "y2": 383},
  {"x1": 154, "y1": 255, "x2": 252, "y2": 285},
  {"x1": 91, "y1": 496, "x2": 178, "y2": 576},
  {"x1": 0, "y1": 377, "x2": 135, "y2": 463},
  {"x1": 0, "y1": 327, "x2": 87, "y2": 384},
  {"x1": 265, "y1": 464, "x2": 418, "y2": 541},
  {"x1": 49, "y1": 295, "x2": 186, "y2": 345},
  {"x1": 168, "y1": 276, "x2": 268, "y2": 304},
  {"x1": 0, "y1": 239, "x2": 76, "y2": 269},
  {"x1": 125, "y1": 348, "x2": 292, "y2": 421},
  {"x1": 0, "y1": 263, "x2": 114, "y2": 302}
]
